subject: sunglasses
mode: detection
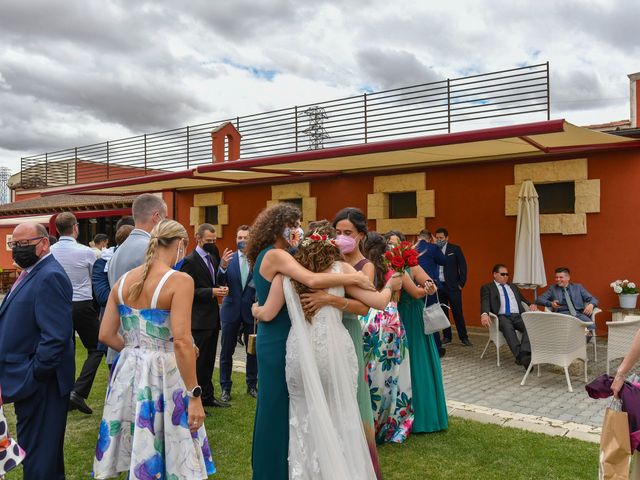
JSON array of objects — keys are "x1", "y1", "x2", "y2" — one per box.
[{"x1": 499, "y1": 273, "x2": 509, "y2": 277}]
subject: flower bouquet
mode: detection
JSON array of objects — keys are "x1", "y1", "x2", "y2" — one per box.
[{"x1": 384, "y1": 241, "x2": 419, "y2": 273}]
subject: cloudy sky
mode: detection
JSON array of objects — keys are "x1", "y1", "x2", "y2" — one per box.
[{"x1": 0, "y1": 0, "x2": 638, "y2": 174}]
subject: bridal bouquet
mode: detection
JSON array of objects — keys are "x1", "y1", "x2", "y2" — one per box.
[{"x1": 384, "y1": 241, "x2": 419, "y2": 273}]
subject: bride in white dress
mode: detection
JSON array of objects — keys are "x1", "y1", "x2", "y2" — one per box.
[{"x1": 253, "y1": 231, "x2": 399, "y2": 479}]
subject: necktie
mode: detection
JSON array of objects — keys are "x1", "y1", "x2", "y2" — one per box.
[
  {"x1": 9, "y1": 270, "x2": 28, "y2": 295},
  {"x1": 564, "y1": 287, "x2": 577, "y2": 316},
  {"x1": 500, "y1": 284, "x2": 511, "y2": 315},
  {"x1": 240, "y1": 254, "x2": 249, "y2": 289},
  {"x1": 205, "y1": 255, "x2": 215, "y2": 281}
]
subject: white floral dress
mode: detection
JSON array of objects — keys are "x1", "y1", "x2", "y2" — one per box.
[{"x1": 93, "y1": 270, "x2": 215, "y2": 479}]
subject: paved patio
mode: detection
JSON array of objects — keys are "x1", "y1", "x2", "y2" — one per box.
[{"x1": 227, "y1": 328, "x2": 616, "y2": 442}]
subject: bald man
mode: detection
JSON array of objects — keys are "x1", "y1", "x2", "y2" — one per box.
[{"x1": 0, "y1": 222, "x2": 74, "y2": 479}]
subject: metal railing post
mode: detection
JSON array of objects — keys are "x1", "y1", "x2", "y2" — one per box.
[
  {"x1": 106, "y1": 142, "x2": 110, "y2": 180},
  {"x1": 364, "y1": 93, "x2": 368, "y2": 143},
  {"x1": 144, "y1": 134, "x2": 147, "y2": 174},
  {"x1": 186, "y1": 127, "x2": 190, "y2": 169},
  {"x1": 45, "y1": 153, "x2": 48, "y2": 186},
  {"x1": 295, "y1": 106, "x2": 298, "y2": 152},
  {"x1": 447, "y1": 79, "x2": 451, "y2": 133},
  {"x1": 546, "y1": 61, "x2": 551, "y2": 120},
  {"x1": 74, "y1": 147, "x2": 78, "y2": 185}
]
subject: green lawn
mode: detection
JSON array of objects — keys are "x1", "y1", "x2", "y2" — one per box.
[{"x1": 5, "y1": 347, "x2": 599, "y2": 479}]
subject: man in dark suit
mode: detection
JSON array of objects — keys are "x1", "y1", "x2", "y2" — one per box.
[
  {"x1": 181, "y1": 223, "x2": 231, "y2": 408},
  {"x1": 435, "y1": 227, "x2": 472, "y2": 346},
  {"x1": 480, "y1": 264, "x2": 538, "y2": 367},
  {"x1": 536, "y1": 266, "x2": 598, "y2": 334},
  {"x1": 217, "y1": 225, "x2": 258, "y2": 403},
  {"x1": 0, "y1": 222, "x2": 74, "y2": 479}
]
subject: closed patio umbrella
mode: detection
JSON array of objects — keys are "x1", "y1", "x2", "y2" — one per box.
[{"x1": 513, "y1": 180, "x2": 546, "y2": 294}]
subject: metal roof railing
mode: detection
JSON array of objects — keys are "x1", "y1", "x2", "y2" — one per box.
[{"x1": 19, "y1": 62, "x2": 550, "y2": 189}]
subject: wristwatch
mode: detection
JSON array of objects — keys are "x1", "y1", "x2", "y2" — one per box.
[{"x1": 186, "y1": 385, "x2": 202, "y2": 398}]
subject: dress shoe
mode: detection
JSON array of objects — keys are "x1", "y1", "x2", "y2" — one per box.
[
  {"x1": 520, "y1": 354, "x2": 531, "y2": 369},
  {"x1": 69, "y1": 391, "x2": 93, "y2": 415},
  {"x1": 441, "y1": 338, "x2": 452, "y2": 345},
  {"x1": 202, "y1": 397, "x2": 231, "y2": 408},
  {"x1": 438, "y1": 347, "x2": 446, "y2": 358},
  {"x1": 586, "y1": 334, "x2": 593, "y2": 344},
  {"x1": 220, "y1": 390, "x2": 232, "y2": 403},
  {"x1": 247, "y1": 386, "x2": 258, "y2": 398},
  {"x1": 461, "y1": 339, "x2": 473, "y2": 347}
]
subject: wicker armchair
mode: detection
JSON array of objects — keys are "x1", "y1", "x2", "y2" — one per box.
[
  {"x1": 606, "y1": 315, "x2": 640, "y2": 375},
  {"x1": 480, "y1": 312, "x2": 522, "y2": 366},
  {"x1": 520, "y1": 311, "x2": 591, "y2": 392}
]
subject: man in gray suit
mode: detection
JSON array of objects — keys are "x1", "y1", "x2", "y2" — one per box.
[
  {"x1": 536, "y1": 266, "x2": 598, "y2": 334},
  {"x1": 107, "y1": 194, "x2": 167, "y2": 287},
  {"x1": 105, "y1": 194, "x2": 167, "y2": 365}
]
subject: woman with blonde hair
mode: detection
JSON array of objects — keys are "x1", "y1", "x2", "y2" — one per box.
[{"x1": 94, "y1": 219, "x2": 215, "y2": 479}]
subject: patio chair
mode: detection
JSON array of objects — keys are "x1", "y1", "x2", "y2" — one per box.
[
  {"x1": 541, "y1": 305, "x2": 601, "y2": 361},
  {"x1": 480, "y1": 313, "x2": 522, "y2": 366},
  {"x1": 606, "y1": 315, "x2": 640, "y2": 375},
  {"x1": 520, "y1": 311, "x2": 591, "y2": 392}
]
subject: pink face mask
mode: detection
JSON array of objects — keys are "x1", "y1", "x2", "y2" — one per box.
[{"x1": 336, "y1": 234, "x2": 357, "y2": 254}]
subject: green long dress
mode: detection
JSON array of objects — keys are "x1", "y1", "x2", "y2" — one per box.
[
  {"x1": 251, "y1": 246, "x2": 291, "y2": 480},
  {"x1": 397, "y1": 289, "x2": 449, "y2": 433},
  {"x1": 342, "y1": 313, "x2": 382, "y2": 479}
]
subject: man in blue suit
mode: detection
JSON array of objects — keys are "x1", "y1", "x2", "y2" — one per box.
[
  {"x1": 536, "y1": 266, "x2": 598, "y2": 335},
  {"x1": 435, "y1": 227, "x2": 472, "y2": 346},
  {"x1": 217, "y1": 225, "x2": 258, "y2": 402},
  {"x1": 0, "y1": 222, "x2": 74, "y2": 479}
]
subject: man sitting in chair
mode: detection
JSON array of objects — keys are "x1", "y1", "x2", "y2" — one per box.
[
  {"x1": 480, "y1": 264, "x2": 538, "y2": 368},
  {"x1": 536, "y1": 266, "x2": 598, "y2": 341}
]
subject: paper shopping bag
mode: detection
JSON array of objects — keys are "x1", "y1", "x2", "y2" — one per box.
[{"x1": 600, "y1": 401, "x2": 632, "y2": 480}]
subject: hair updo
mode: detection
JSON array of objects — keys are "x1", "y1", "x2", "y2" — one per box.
[{"x1": 129, "y1": 219, "x2": 188, "y2": 300}]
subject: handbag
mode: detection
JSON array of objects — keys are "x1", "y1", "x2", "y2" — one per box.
[
  {"x1": 423, "y1": 290, "x2": 451, "y2": 335},
  {"x1": 599, "y1": 398, "x2": 631, "y2": 480},
  {"x1": 247, "y1": 316, "x2": 257, "y2": 356}
]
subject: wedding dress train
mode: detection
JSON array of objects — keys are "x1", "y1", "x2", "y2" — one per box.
[{"x1": 283, "y1": 262, "x2": 376, "y2": 479}]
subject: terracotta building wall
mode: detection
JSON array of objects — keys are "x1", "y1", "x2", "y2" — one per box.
[{"x1": 174, "y1": 150, "x2": 640, "y2": 334}]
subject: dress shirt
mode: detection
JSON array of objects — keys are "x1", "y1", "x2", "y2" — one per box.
[
  {"x1": 438, "y1": 242, "x2": 447, "y2": 282},
  {"x1": 50, "y1": 236, "x2": 96, "y2": 301},
  {"x1": 196, "y1": 245, "x2": 216, "y2": 281},
  {"x1": 494, "y1": 280, "x2": 518, "y2": 315}
]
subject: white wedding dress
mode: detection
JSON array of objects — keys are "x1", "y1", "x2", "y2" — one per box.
[{"x1": 284, "y1": 262, "x2": 377, "y2": 480}]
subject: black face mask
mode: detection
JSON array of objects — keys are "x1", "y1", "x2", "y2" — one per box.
[
  {"x1": 202, "y1": 243, "x2": 219, "y2": 257},
  {"x1": 12, "y1": 244, "x2": 40, "y2": 269}
]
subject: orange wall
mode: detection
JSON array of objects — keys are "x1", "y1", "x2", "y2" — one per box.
[{"x1": 174, "y1": 150, "x2": 640, "y2": 334}]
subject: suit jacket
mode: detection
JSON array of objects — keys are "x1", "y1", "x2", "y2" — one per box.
[
  {"x1": 107, "y1": 229, "x2": 151, "y2": 287},
  {"x1": 480, "y1": 281, "x2": 532, "y2": 316},
  {"x1": 441, "y1": 242, "x2": 467, "y2": 289},
  {"x1": 217, "y1": 252, "x2": 256, "y2": 326},
  {"x1": 416, "y1": 240, "x2": 446, "y2": 283},
  {"x1": 180, "y1": 250, "x2": 221, "y2": 330},
  {"x1": 0, "y1": 255, "x2": 74, "y2": 403},
  {"x1": 536, "y1": 283, "x2": 598, "y2": 312}
]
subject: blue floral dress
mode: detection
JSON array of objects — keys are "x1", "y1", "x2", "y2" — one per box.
[
  {"x1": 93, "y1": 270, "x2": 215, "y2": 479},
  {"x1": 361, "y1": 300, "x2": 414, "y2": 443}
]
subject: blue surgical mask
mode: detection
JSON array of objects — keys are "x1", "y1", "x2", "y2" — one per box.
[{"x1": 237, "y1": 240, "x2": 246, "y2": 251}]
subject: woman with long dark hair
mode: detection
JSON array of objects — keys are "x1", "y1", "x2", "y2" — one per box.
[{"x1": 246, "y1": 204, "x2": 389, "y2": 480}]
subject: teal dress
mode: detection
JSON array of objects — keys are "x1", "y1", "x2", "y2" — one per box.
[
  {"x1": 398, "y1": 289, "x2": 449, "y2": 432},
  {"x1": 251, "y1": 246, "x2": 291, "y2": 480}
]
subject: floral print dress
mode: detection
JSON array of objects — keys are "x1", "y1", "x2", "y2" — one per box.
[
  {"x1": 93, "y1": 270, "x2": 215, "y2": 479},
  {"x1": 361, "y1": 300, "x2": 414, "y2": 444}
]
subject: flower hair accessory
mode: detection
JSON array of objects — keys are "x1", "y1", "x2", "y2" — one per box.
[{"x1": 301, "y1": 230, "x2": 337, "y2": 248}]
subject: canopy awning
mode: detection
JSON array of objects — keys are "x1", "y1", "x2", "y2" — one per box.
[
  {"x1": 48, "y1": 119, "x2": 639, "y2": 196},
  {"x1": 0, "y1": 214, "x2": 54, "y2": 227}
]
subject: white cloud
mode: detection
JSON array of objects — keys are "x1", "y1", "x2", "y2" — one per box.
[{"x1": 0, "y1": 0, "x2": 637, "y2": 174}]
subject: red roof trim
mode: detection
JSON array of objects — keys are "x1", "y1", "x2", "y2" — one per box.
[{"x1": 197, "y1": 119, "x2": 567, "y2": 173}]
